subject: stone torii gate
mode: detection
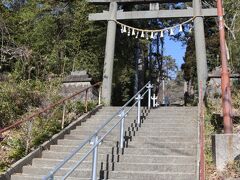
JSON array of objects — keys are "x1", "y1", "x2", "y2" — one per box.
[{"x1": 88, "y1": 0, "x2": 218, "y2": 105}]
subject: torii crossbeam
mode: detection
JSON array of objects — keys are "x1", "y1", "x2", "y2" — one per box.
[
  {"x1": 88, "y1": 0, "x2": 218, "y2": 105},
  {"x1": 89, "y1": 9, "x2": 217, "y2": 20}
]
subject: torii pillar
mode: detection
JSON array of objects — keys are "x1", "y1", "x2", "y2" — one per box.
[
  {"x1": 193, "y1": 0, "x2": 208, "y2": 97},
  {"x1": 102, "y1": 2, "x2": 118, "y2": 105}
]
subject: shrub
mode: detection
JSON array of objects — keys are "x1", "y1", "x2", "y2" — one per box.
[{"x1": 31, "y1": 117, "x2": 61, "y2": 147}]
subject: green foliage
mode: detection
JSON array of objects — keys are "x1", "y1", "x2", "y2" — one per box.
[
  {"x1": 224, "y1": 0, "x2": 240, "y2": 73},
  {"x1": 0, "y1": 161, "x2": 8, "y2": 173},
  {"x1": 0, "y1": 77, "x2": 62, "y2": 128},
  {"x1": 75, "y1": 101, "x2": 86, "y2": 114},
  {"x1": 112, "y1": 66, "x2": 135, "y2": 104},
  {"x1": 0, "y1": 80, "x2": 42, "y2": 127},
  {"x1": 87, "y1": 101, "x2": 98, "y2": 111},
  {"x1": 232, "y1": 84, "x2": 240, "y2": 109},
  {"x1": 66, "y1": 100, "x2": 85, "y2": 115},
  {"x1": 0, "y1": 98, "x2": 98, "y2": 172},
  {"x1": 6, "y1": 136, "x2": 26, "y2": 160},
  {"x1": 204, "y1": 112, "x2": 215, "y2": 165},
  {"x1": 66, "y1": 100, "x2": 97, "y2": 115},
  {"x1": 0, "y1": 0, "x2": 106, "y2": 80},
  {"x1": 31, "y1": 117, "x2": 61, "y2": 147}
]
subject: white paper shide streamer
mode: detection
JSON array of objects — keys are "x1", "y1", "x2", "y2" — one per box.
[{"x1": 117, "y1": 17, "x2": 195, "y2": 40}]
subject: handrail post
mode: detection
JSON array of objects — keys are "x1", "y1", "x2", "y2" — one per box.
[
  {"x1": 25, "y1": 119, "x2": 33, "y2": 155},
  {"x1": 199, "y1": 81, "x2": 205, "y2": 180},
  {"x1": 85, "y1": 89, "x2": 88, "y2": 112},
  {"x1": 91, "y1": 135, "x2": 99, "y2": 180},
  {"x1": 147, "y1": 83, "x2": 153, "y2": 110},
  {"x1": 151, "y1": 94, "x2": 157, "y2": 108},
  {"x1": 119, "y1": 109, "x2": 125, "y2": 149},
  {"x1": 61, "y1": 102, "x2": 66, "y2": 129},
  {"x1": 136, "y1": 94, "x2": 142, "y2": 125},
  {"x1": 98, "y1": 85, "x2": 102, "y2": 105}
]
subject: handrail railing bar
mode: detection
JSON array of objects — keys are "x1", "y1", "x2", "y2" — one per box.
[
  {"x1": 120, "y1": 82, "x2": 150, "y2": 109},
  {"x1": 45, "y1": 99, "x2": 138, "y2": 179},
  {"x1": 62, "y1": 91, "x2": 144, "y2": 179},
  {"x1": 63, "y1": 111, "x2": 129, "y2": 179},
  {"x1": 62, "y1": 144, "x2": 96, "y2": 179},
  {"x1": 0, "y1": 82, "x2": 101, "y2": 134},
  {"x1": 93, "y1": 82, "x2": 150, "y2": 136},
  {"x1": 44, "y1": 132, "x2": 97, "y2": 179},
  {"x1": 124, "y1": 99, "x2": 139, "y2": 115},
  {"x1": 141, "y1": 89, "x2": 148, "y2": 98},
  {"x1": 44, "y1": 81, "x2": 151, "y2": 179}
]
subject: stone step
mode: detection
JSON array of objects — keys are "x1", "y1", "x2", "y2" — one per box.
[
  {"x1": 147, "y1": 114, "x2": 198, "y2": 117},
  {"x1": 41, "y1": 151, "x2": 196, "y2": 164},
  {"x1": 140, "y1": 120, "x2": 197, "y2": 124},
  {"x1": 119, "y1": 155, "x2": 196, "y2": 164},
  {"x1": 93, "y1": 109, "x2": 196, "y2": 114},
  {"x1": 69, "y1": 129, "x2": 197, "y2": 137},
  {"x1": 150, "y1": 107, "x2": 198, "y2": 110},
  {"x1": 49, "y1": 145, "x2": 196, "y2": 156},
  {"x1": 21, "y1": 166, "x2": 92, "y2": 178},
  {"x1": 149, "y1": 111, "x2": 197, "y2": 114},
  {"x1": 31, "y1": 159, "x2": 196, "y2": 173},
  {"x1": 88, "y1": 117, "x2": 137, "y2": 122},
  {"x1": 88, "y1": 117, "x2": 197, "y2": 123},
  {"x1": 113, "y1": 162, "x2": 196, "y2": 173},
  {"x1": 91, "y1": 114, "x2": 196, "y2": 119},
  {"x1": 109, "y1": 171, "x2": 196, "y2": 180},
  {"x1": 91, "y1": 113, "x2": 139, "y2": 118},
  {"x1": 149, "y1": 109, "x2": 198, "y2": 113},
  {"x1": 150, "y1": 109, "x2": 197, "y2": 111},
  {"x1": 57, "y1": 139, "x2": 196, "y2": 149},
  {"x1": 64, "y1": 134, "x2": 197, "y2": 141},
  {"x1": 145, "y1": 118, "x2": 197, "y2": 121},
  {"x1": 20, "y1": 164, "x2": 197, "y2": 179},
  {"x1": 76, "y1": 124, "x2": 197, "y2": 133},
  {"x1": 95, "y1": 110, "x2": 138, "y2": 114},
  {"x1": 11, "y1": 174, "x2": 89, "y2": 180},
  {"x1": 127, "y1": 142, "x2": 196, "y2": 149},
  {"x1": 81, "y1": 121, "x2": 197, "y2": 128},
  {"x1": 49, "y1": 145, "x2": 114, "y2": 154},
  {"x1": 57, "y1": 139, "x2": 117, "y2": 147},
  {"x1": 32, "y1": 159, "x2": 104, "y2": 169},
  {"x1": 123, "y1": 147, "x2": 196, "y2": 156},
  {"x1": 135, "y1": 127, "x2": 197, "y2": 133},
  {"x1": 148, "y1": 113, "x2": 197, "y2": 116},
  {"x1": 41, "y1": 151, "x2": 108, "y2": 160},
  {"x1": 76, "y1": 119, "x2": 139, "y2": 130}
]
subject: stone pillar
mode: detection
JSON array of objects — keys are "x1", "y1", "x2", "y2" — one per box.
[
  {"x1": 212, "y1": 134, "x2": 240, "y2": 171},
  {"x1": 102, "y1": 2, "x2": 118, "y2": 105},
  {"x1": 193, "y1": 0, "x2": 208, "y2": 96}
]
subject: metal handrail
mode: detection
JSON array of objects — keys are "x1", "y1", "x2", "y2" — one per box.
[
  {"x1": 198, "y1": 81, "x2": 205, "y2": 180},
  {"x1": 43, "y1": 81, "x2": 153, "y2": 180},
  {"x1": 0, "y1": 82, "x2": 101, "y2": 134}
]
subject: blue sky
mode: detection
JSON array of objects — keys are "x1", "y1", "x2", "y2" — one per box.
[{"x1": 164, "y1": 36, "x2": 187, "y2": 69}]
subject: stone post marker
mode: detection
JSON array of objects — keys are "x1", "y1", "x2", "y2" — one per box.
[
  {"x1": 212, "y1": 134, "x2": 240, "y2": 170},
  {"x1": 61, "y1": 71, "x2": 99, "y2": 101}
]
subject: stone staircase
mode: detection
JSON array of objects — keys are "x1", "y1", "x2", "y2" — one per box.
[{"x1": 11, "y1": 106, "x2": 198, "y2": 180}]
